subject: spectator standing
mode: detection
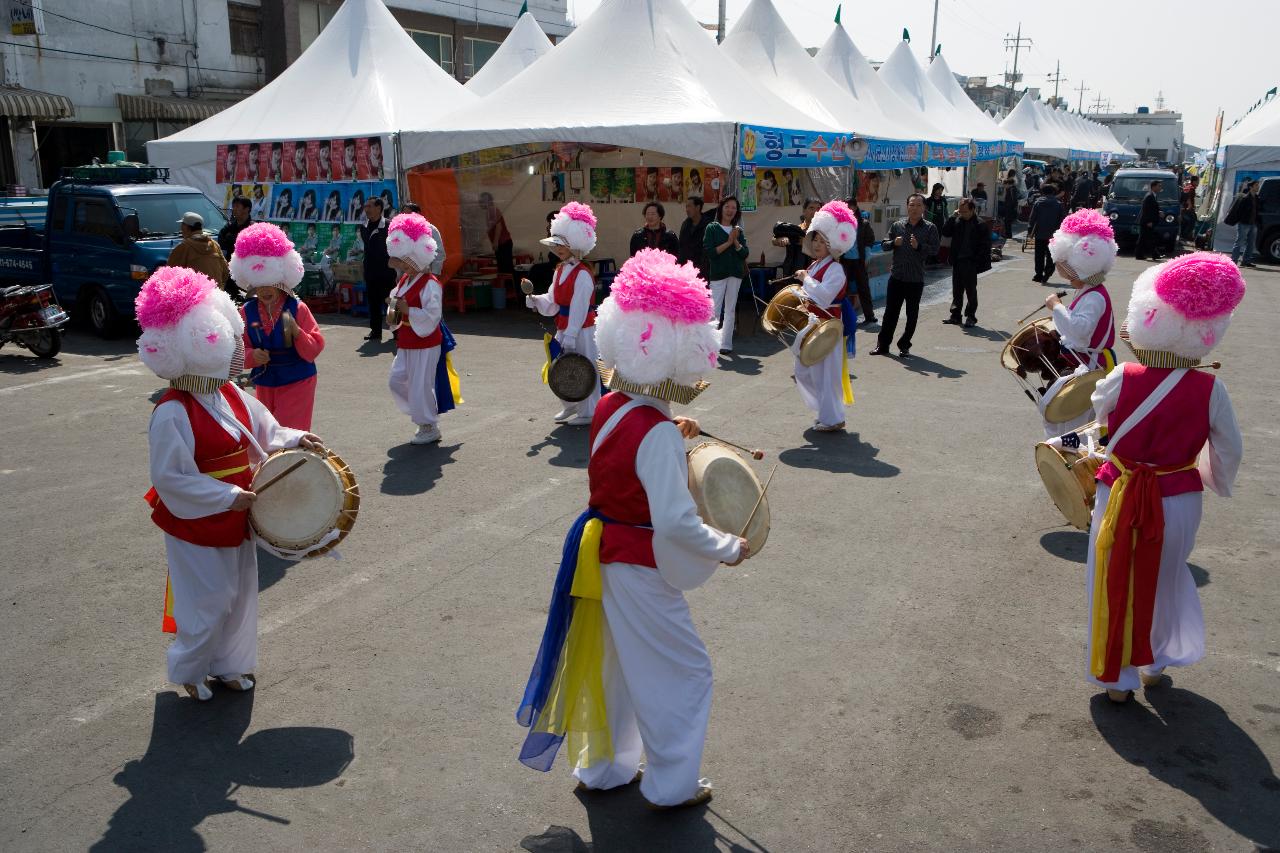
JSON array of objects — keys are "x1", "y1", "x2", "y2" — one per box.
[
  {"x1": 1071, "y1": 170, "x2": 1098, "y2": 211},
  {"x1": 1027, "y1": 183, "x2": 1064, "y2": 283},
  {"x1": 167, "y1": 212, "x2": 230, "y2": 290},
  {"x1": 940, "y1": 199, "x2": 991, "y2": 327},
  {"x1": 359, "y1": 197, "x2": 395, "y2": 341},
  {"x1": 1225, "y1": 179, "x2": 1260, "y2": 267},
  {"x1": 1135, "y1": 179, "x2": 1165, "y2": 261},
  {"x1": 480, "y1": 191, "x2": 516, "y2": 287},
  {"x1": 217, "y1": 197, "x2": 253, "y2": 298},
  {"x1": 924, "y1": 183, "x2": 948, "y2": 261},
  {"x1": 677, "y1": 195, "x2": 712, "y2": 276},
  {"x1": 629, "y1": 202, "x2": 680, "y2": 258},
  {"x1": 702, "y1": 196, "x2": 749, "y2": 354},
  {"x1": 839, "y1": 197, "x2": 878, "y2": 325},
  {"x1": 970, "y1": 182, "x2": 989, "y2": 217},
  {"x1": 998, "y1": 176, "x2": 1019, "y2": 243},
  {"x1": 1179, "y1": 176, "x2": 1200, "y2": 241},
  {"x1": 773, "y1": 197, "x2": 821, "y2": 276},
  {"x1": 870, "y1": 194, "x2": 939, "y2": 358}
]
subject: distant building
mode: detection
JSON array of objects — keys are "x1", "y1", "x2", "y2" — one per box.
[
  {"x1": 961, "y1": 77, "x2": 1037, "y2": 117},
  {"x1": 1089, "y1": 107, "x2": 1185, "y2": 163}
]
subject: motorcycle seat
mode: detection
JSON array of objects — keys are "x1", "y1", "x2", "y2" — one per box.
[{"x1": 1, "y1": 285, "x2": 30, "y2": 297}]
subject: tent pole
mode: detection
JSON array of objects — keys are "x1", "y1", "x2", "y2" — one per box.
[
  {"x1": 728, "y1": 124, "x2": 740, "y2": 196},
  {"x1": 394, "y1": 130, "x2": 405, "y2": 205}
]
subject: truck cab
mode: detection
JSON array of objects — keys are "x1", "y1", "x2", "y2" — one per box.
[
  {"x1": 1102, "y1": 168, "x2": 1180, "y2": 255},
  {"x1": 0, "y1": 165, "x2": 227, "y2": 336}
]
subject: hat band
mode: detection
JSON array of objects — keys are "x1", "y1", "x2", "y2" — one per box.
[
  {"x1": 1056, "y1": 260, "x2": 1106, "y2": 286},
  {"x1": 1118, "y1": 325, "x2": 1201, "y2": 368},
  {"x1": 597, "y1": 363, "x2": 708, "y2": 405},
  {"x1": 170, "y1": 374, "x2": 230, "y2": 394}
]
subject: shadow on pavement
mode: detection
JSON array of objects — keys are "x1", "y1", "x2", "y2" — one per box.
[
  {"x1": 380, "y1": 441, "x2": 459, "y2": 495},
  {"x1": 1040, "y1": 529, "x2": 1089, "y2": 562},
  {"x1": 715, "y1": 353, "x2": 764, "y2": 377},
  {"x1": 1188, "y1": 563, "x2": 1210, "y2": 588},
  {"x1": 527, "y1": 424, "x2": 590, "y2": 469},
  {"x1": 257, "y1": 550, "x2": 292, "y2": 592},
  {"x1": 356, "y1": 338, "x2": 395, "y2": 358},
  {"x1": 1090, "y1": 687, "x2": 1280, "y2": 851},
  {"x1": 778, "y1": 431, "x2": 900, "y2": 477},
  {"x1": 897, "y1": 352, "x2": 967, "y2": 379},
  {"x1": 93, "y1": 691, "x2": 353, "y2": 852},
  {"x1": 962, "y1": 325, "x2": 1011, "y2": 343},
  {"x1": 0, "y1": 350, "x2": 63, "y2": 374}
]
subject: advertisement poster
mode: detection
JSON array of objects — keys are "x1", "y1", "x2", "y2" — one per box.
[
  {"x1": 246, "y1": 143, "x2": 263, "y2": 183},
  {"x1": 318, "y1": 185, "x2": 345, "y2": 221},
  {"x1": 701, "y1": 167, "x2": 723, "y2": 204},
  {"x1": 371, "y1": 180, "x2": 397, "y2": 214},
  {"x1": 738, "y1": 164, "x2": 757, "y2": 212},
  {"x1": 270, "y1": 184, "x2": 298, "y2": 220},
  {"x1": 635, "y1": 167, "x2": 660, "y2": 203},
  {"x1": 590, "y1": 168, "x2": 612, "y2": 204},
  {"x1": 265, "y1": 142, "x2": 285, "y2": 182},
  {"x1": 249, "y1": 183, "x2": 270, "y2": 220},
  {"x1": 333, "y1": 138, "x2": 358, "y2": 181},
  {"x1": 315, "y1": 140, "x2": 334, "y2": 181},
  {"x1": 290, "y1": 221, "x2": 319, "y2": 256},
  {"x1": 856, "y1": 171, "x2": 884, "y2": 204},
  {"x1": 344, "y1": 185, "x2": 369, "y2": 222},
  {"x1": 356, "y1": 136, "x2": 387, "y2": 180},
  {"x1": 295, "y1": 185, "x2": 321, "y2": 222},
  {"x1": 543, "y1": 172, "x2": 567, "y2": 202},
  {"x1": 235, "y1": 144, "x2": 252, "y2": 182},
  {"x1": 610, "y1": 168, "x2": 635, "y2": 204},
  {"x1": 658, "y1": 167, "x2": 683, "y2": 202},
  {"x1": 216, "y1": 144, "x2": 231, "y2": 184},
  {"x1": 754, "y1": 166, "x2": 784, "y2": 206}
]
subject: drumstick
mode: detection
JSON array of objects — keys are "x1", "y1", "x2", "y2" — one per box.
[
  {"x1": 1017, "y1": 291, "x2": 1067, "y2": 324},
  {"x1": 738, "y1": 464, "x2": 778, "y2": 538},
  {"x1": 253, "y1": 458, "x2": 308, "y2": 495},
  {"x1": 695, "y1": 428, "x2": 765, "y2": 460}
]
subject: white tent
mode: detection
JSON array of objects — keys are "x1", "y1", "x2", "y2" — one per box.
[
  {"x1": 1213, "y1": 94, "x2": 1280, "y2": 253},
  {"x1": 878, "y1": 41, "x2": 994, "y2": 152},
  {"x1": 400, "y1": 0, "x2": 839, "y2": 170},
  {"x1": 147, "y1": 0, "x2": 475, "y2": 198},
  {"x1": 1000, "y1": 95, "x2": 1076, "y2": 159},
  {"x1": 813, "y1": 25, "x2": 962, "y2": 149},
  {"x1": 924, "y1": 53, "x2": 1022, "y2": 155},
  {"x1": 464, "y1": 10, "x2": 553, "y2": 97}
]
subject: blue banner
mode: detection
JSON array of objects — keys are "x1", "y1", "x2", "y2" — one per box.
[
  {"x1": 738, "y1": 124, "x2": 969, "y2": 170},
  {"x1": 1004, "y1": 141, "x2": 1025, "y2": 157},
  {"x1": 973, "y1": 140, "x2": 1005, "y2": 161}
]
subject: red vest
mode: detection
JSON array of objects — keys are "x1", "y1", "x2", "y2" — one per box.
[
  {"x1": 805, "y1": 257, "x2": 846, "y2": 319},
  {"x1": 145, "y1": 385, "x2": 254, "y2": 547},
  {"x1": 1068, "y1": 284, "x2": 1116, "y2": 351},
  {"x1": 1097, "y1": 363, "x2": 1213, "y2": 497},
  {"x1": 553, "y1": 263, "x2": 596, "y2": 330},
  {"x1": 396, "y1": 272, "x2": 443, "y2": 349},
  {"x1": 588, "y1": 392, "x2": 668, "y2": 568}
]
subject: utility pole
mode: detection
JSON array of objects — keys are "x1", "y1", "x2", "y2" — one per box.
[
  {"x1": 1003, "y1": 23, "x2": 1032, "y2": 109},
  {"x1": 1046, "y1": 61, "x2": 1067, "y2": 106},
  {"x1": 929, "y1": 0, "x2": 940, "y2": 61},
  {"x1": 1076, "y1": 81, "x2": 1090, "y2": 114},
  {"x1": 716, "y1": 0, "x2": 726, "y2": 43}
]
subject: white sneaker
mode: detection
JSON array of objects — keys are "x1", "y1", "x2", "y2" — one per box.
[
  {"x1": 565, "y1": 414, "x2": 593, "y2": 426},
  {"x1": 411, "y1": 424, "x2": 442, "y2": 445},
  {"x1": 553, "y1": 408, "x2": 573, "y2": 423},
  {"x1": 183, "y1": 682, "x2": 213, "y2": 701}
]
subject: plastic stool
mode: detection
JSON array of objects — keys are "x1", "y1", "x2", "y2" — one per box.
[
  {"x1": 446, "y1": 278, "x2": 474, "y2": 313},
  {"x1": 338, "y1": 282, "x2": 357, "y2": 314},
  {"x1": 595, "y1": 258, "x2": 616, "y2": 277},
  {"x1": 494, "y1": 273, "x2": 516, "y2": 305},
  {"x1": 352, "y1": 283, "x2": 369, "y2": 318}
]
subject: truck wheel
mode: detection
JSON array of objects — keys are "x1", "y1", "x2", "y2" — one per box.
[
  {"x1": 18, "y1": 328, "x2": 61, "y2": 358},
  {"x1": 1264, "y1": 228, "x2": 1280, "y2": 264},
  {"x1": 85, "y1": 286, "x2": 119, "y2": 338}
]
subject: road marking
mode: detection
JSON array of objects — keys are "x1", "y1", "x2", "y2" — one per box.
[{"x1": 0, "y1": 363, "x2": 143, "y2": 396}]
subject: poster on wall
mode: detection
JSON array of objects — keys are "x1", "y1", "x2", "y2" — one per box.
[
  {"x1": 610, "y1": 168, "x2": 635, "y2": 204},
  {"x1": 755, "y1": 166, "x2": 787, "y2": 206},
  {"x1": 590, "y1": 168, "x2": 611, "y2": 204},
  {"x1": 295, "y1": 185, "x2": 321, "y2": 221},
  {"x1": 635, "y1": 167, "x2": 660, "y2": 203},
  {"x1": 543, "y1": 172, "x2": 567, "y2": 202},
  {"x1": 856, "y1": 171, "x2": 884, "y2": 204},
  {"x1": 270, "y1": 184, "x2": 298, "y2": 220},
  {"x1": 701, "y1": 167, "x2": 723, "y2": 204},
  {"x1": 331, "y1": 138, "x2": 356, "y2": 181},
  {"x1": 739, "y1": 165, "x2": 757, "y2": 212},
  {"x1": 658, "y1": 167, "x2": 683, "y2": 202}
]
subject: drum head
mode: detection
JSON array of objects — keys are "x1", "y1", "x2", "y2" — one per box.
[
  {"x1": 687, "y1": 444, "x2": 770, "y2": 554},
  {"x1": 762, "y1": 285, "x2": 807, "y2": 335},
  {"x1": 1000, "y1": 318, "x2": 1055, "y2": 372},
  {"x1": 1043, "y1": 369, "x2": 1106, "y2": 423},
  {"x1": 548, "y1": 353, "x2": 598, "y2": 403},
  {"x1": 1035, "y1": 443, "x2": 1092, "y2": 530},
  {"x1": 798, "y1": 318, "x2": 842, "y2": 366},
  {"x1": 251, "y1": 449, "x2": 345, "y2": 551}
]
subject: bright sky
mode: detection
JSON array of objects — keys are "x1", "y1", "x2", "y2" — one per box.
[{"x1": 566, "y1": 0, "x2": 1278, "y2": 149}]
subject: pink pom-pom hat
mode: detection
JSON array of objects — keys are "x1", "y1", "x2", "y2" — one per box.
[
  {"x1": 136, "y1": 266, "x2": 217, "y2": 330},
  {"x1": 388, "y1": 212, "x2": 432, "y2": 242},
  {"x1": 1152, "y1": 252, "x2": 1245, "y2": 320},
  {"x1": 559, "y1": 201, "x2": 597, "y2": 230},
  {"x1": 542, "y1": 202, "x2": 598, "y2": 257},
  {"x1": 386, "y1": 212, "x2": 438, "y2": 271},
  {"x1": 229, "y1": 222, "x2": 304, "y2": 292},
  {"x1": 609, "y1": 248, "x2": 713, "y2": 325},
  {"x1": 1057, "y1": 208, "x2": 1115, "y2": 242},
  {"x1": 804, "y1": 200, "x2": 859, "y2": 256}
]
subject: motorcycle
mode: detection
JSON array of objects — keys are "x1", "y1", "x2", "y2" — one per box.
[{"x1": 0, "y1": 283, "x2": 69, "y2": 359}]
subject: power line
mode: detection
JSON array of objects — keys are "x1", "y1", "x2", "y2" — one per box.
[{"x1": 0, "y1": 40, "x2": 262, "y2": 76}]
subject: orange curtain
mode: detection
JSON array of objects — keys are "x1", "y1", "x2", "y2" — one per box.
[{"x1": 407, "y1": 169, "x2": 464, "y2": 285}]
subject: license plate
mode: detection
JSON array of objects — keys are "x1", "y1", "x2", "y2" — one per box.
[{"x1": 39, "y1": 305, "x2": 68, "y2": 325}]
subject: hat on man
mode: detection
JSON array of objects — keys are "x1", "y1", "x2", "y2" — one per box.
[{"x1": 178, "y1": 212, "x2": 204, "y2": 229}]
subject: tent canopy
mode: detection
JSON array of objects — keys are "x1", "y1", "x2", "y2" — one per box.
[
  {"x1": 148, "y1": 0, "x2": 475, "y2": 194},
  {"x1": 924, "y1": 53, "x2": 1021, "y2": 152},
  {"x1": 878, "y1": 41, "x2": 994, "y2": 146},
  {"x1": 401, "y1": 0, "x2": 838, "y2": 170},
  {"x1": 1000, "y1": 95, "x2": 1077, "y2": 159},
  {"x1": 465, "y1": 10, "x2": 553, "y2": 97}
]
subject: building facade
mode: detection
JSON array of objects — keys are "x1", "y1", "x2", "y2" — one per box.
[
  {"x1": 1089, "y1": 108, "x2": 1184, "y2": 163},
  {"x1": 0, "y1": 0, "x2": 570, "y2": 191}
]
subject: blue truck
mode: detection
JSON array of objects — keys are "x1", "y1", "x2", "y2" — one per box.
[
  {"x1": 0, "y1": 164, "x2": 227, "y2": 336},
  {"x1": 1102, "y1": 167, "x2": 1181, "y2": 255}
]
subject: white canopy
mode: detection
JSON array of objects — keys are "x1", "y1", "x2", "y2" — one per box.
[
  {"x1": 400, "y1": 0, "x2": 838, "y2": 170},
  {"x1": 464, "y1": 10, "x2": 553, "y2": 97},
  {"x1": 1000, "y1": 95, "x2": 1077, "y2": 159},
  {"x1": 1214, "y1": 94, "x2": 1280, "y2": 250},
  {"x1": 147, "y1": 0, "x2": 475, "y2": 196},
  {"x1": 924, "y1": 53, "x2": 1020, "y2": 149},
  {"x1": 878, "y1": 41, "x2": 994, "y2": 146},
  {"x1": 813, "y1": 25, "x2": 960, "y2": 146}
]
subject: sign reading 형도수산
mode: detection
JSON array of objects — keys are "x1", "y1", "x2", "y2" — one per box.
[{"x1": 738, "y1": 124, "x2": 973, "y2": 170}]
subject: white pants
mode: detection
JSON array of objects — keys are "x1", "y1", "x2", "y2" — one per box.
[
  {"x1": 794, "y1": 344, "x2": 845, "y2": 427},
  {"x1": 389, "y1": 345, "x2": 441, "y2": 426},
  {"x1": 165, "y1": 535, "x2": 258, "y2": 685},
  {"x1": 553, "y1": 326, "x2": 600, "y2": 419},
  {"x1": 1084, "y1": 483, "x2": 1205, "y2": 692},
  {"x1": 573, "y1": 563, "x2": 712, "y2": 807},
  {"x1": 709, "y1": 277, "x2": 742, "y2": 350}
]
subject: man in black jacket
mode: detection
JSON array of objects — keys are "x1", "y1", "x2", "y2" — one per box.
[
  {"x1": 629, "y1": 202, "x2": 680, "y2": 258},
  {"x1": 870, "y1": 194, "x2": 940, "y2": 358},
  {"x1": 1027, "y1": 184, "x2": 1064, "y2": 284},
  {"x1": 1135, "y1": 179, "x2": 1164, "y2": 261},
  {"x1": 216, "y1": 197, "x2": 253, "y2": 299},
  {"x1": 1227, "y1": 180, "x2": 1260, "y2": 267},
  {"x1": 940, "y1": 199, "x2": 991, "y2": 327},
  {"x1": 676, "y1": 196, "x2": 711, "y2": 276},
  {"x1": 359, "y1": 197, "x2": 394, "y2": 341}
]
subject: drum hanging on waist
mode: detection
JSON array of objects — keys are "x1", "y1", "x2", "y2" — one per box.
[
  {"x1": 249, "y1": 448, "x2": 360, "y2": 560},
  {"x1": 1035, "y1": 440, "x2": 1103, "y2": 531},
  {"x1": 686, "y1": 442, "x2": 770, "y2": 554}
]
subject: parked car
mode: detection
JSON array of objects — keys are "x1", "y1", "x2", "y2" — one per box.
[
  {"x1": 0, "y1": 164, "x2": 227, "y2": 336},
  {"x1": 1102, "y1": 168, "x2": 1180, "y2": 255},
  {"x1": 1254, "y1": 176, "x2": 1280, "y2": 263}
]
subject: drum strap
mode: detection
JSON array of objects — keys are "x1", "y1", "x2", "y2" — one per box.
[
  {"x1": 1104, "y1": 369, "x2": 1188, "y2": 455},
  {"x1": 590, "y1": 399, "x2": 644, "y2": 457}
]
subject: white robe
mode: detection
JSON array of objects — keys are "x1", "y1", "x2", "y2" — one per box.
[
  {"x1": 527, "y1": 259, "x2": 600, "y2": 419},
  {"x1": 148, "y1": 384, "x2": 303, "y2": 684},
  {"x1": 1044, "y1": 288, "x2": 1111, "y2": 437},
  {"x1": 1082, "y1": 371, "x2": 1242, "y2": 691},
  {"x1": 793, "y1": 258, "x2": 847, "y2": 428},
  {"x1": 572, "y1": 396, "x2": 741, "y2": 806},
  {"x1": 388, "y1": 274, "x2": 443, "y2": 426}
]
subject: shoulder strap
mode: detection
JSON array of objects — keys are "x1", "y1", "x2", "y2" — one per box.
[
  {"x1": 1107, "y1": 368, "x2": 1189, "y2": 454},
  {"x1": 590, "y1": 399, "x2": 645, "y2": 458}
]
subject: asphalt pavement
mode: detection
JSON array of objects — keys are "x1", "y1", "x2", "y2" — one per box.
[{"x1": 0, "y1": 252, "x2": 1276, "y2": 852}]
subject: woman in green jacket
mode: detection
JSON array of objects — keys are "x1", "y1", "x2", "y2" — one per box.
[{"x1": 702, "y1": 196, "x2": 749, "y2": 353}]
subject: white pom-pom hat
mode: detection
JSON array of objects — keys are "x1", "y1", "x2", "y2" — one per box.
[
  {"x1": 1123, "y1": 252, "x2": 1246, "y2": 364},
  {"x1": 136, "y1": 267, "x2": 245, "y2": 387},
  {"x1": 595, "y1": 248, "x2": 719, "y2": 404},
  {"x1": 1048, "y1": 209, "x2": 1117, "y2": 286},
  {"x1": 229, "y1": 222, "x2": 305, "y2": 293},
  {"x1": 802, "y1": 200, "x2": 859, "y2": 257},
  {"x1": 540, "y1": 202, "x2": 598, "y2": 259},
  {"x1": 386, "y1": 212, "x2": 438, "y2": 272}
]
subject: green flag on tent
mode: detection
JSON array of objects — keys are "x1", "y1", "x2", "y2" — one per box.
[
  {"x1": 834, "y1": 4, "x2": 841, "y2": 24},
  {"x1": 935, "y1": 44, "x2": 941, "y2": 55},
  {"x1": 903, "y1": 28, "x2": 910, "y2": 42},
  {"x1": 519, "y1": 0, "x2": 528, "y2": 15}
]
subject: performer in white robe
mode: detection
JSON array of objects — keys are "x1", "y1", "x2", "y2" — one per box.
[
  {"x1": 137, "y1": 266, "x2": 323, "y2": 701},
  {"x1": 517, "y1": 248, "x2": 750, "y2": 809},
  {"x1": 1080, "y1": 253, "x2": 1244, "y2": 703},
  {"x1": 527, "y1": 202, "x2": 602, "y2": 426},
  {"x1": 795, "y1": 201, "x2": 860, "y2": 432}
]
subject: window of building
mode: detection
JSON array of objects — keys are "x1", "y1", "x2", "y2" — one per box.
[
  {"x1": 462, "y1": 37, "x2": 501, "y2": 80},
  {"x1": 298, "y1": 1, "x2": 338, "y2": 52},
  {"x1": 408, "y1": 30, "x2": 454, "y2": 76},
  {"x1": 228, "y1": 3, "x2": 263, "y2": 57}
]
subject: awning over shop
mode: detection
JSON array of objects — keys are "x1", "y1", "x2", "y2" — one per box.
[
  {"x1": 117, "y1": 94, "x2": 237, "y2": 123},
  {"x1": 0, "y1": 85, "x2": 73, "y2": 120}
]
